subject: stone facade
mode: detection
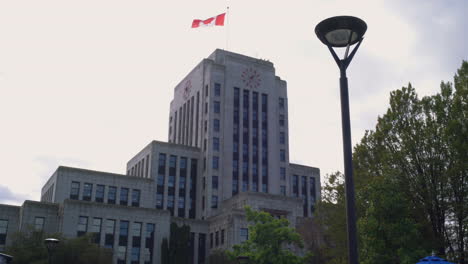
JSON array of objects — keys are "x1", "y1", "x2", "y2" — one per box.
[{"x1": 0, "y1": 50, "x2": 321, "y2": 264}]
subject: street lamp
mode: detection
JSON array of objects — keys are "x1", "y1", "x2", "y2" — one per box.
[
  {"x1": 0, "y1": 253, "x2": 13, "y2": 264},
  {"x1": 236, "y1": 256, "x2": 250, "y2": 264},
  {"x1": 44, "y1": 238, "x2": 60, "y2": 264},
  {"x1": 315, "y1": 16, "x2": 367, "y2": 264}
]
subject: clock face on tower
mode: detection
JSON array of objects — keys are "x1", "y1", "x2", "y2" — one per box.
[
  {"x1": 183, "y1": 80, "x2": 192, "y2": 100},
  {"x1": 241, "y1": 68, "x2": 261, "y2": 89}
]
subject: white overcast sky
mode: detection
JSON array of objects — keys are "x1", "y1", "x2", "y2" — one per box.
[{"x1": 0, "y1": 0, "x2": 466, "y2": 205}]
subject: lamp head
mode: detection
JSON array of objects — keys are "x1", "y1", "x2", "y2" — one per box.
[
  {"x1": 315, "y1": 16, "x2": 367, "y2": 47},
  {"x1": 0, "y1": 253, "x2": 13, "y2": 264},
  {"x1": 44, "y1": 238, "x2": 60, "y2": 251}
]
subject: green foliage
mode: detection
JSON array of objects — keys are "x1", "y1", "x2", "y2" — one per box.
[
  {"x1": 161, "y1": 222, "x2": 191, "y2": 264},
  {"x1": 353, "y1": 60, "x2": 468, "y2": 263},
  {"x1": 228, "y1": 206, "x2": 311, "y2": 264},
  {"x1": 5, "y1": 230, "x2": 112, "y2": 264},
  {"x1": 208, "y1": 249, "x2": 236, "y2": 264},
  {"x1": 357, "y1": 176, "x2": 426, "y2": 264},
  {"x1": 310, "y1": 60, "x2": 468, "y2": 264},
  {"x1": 312, "y1": 172, "x2": 348, "y2": 264}
]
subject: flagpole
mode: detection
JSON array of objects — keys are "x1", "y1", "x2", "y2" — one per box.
[{"x1": 226, "y1": 5, "x2": 229, "y2": 51}]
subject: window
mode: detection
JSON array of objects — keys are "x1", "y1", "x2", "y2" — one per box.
[
  {"x1": 117, "y1": 246, "x2": 127, "y2": 264},
  {"x1": 156, "y1": 194, "x2": 163, "y2": 209},
  {"x1": 280, "y1": 149, "x2": 286, "y2": 162},
  {"x1": 213, "y1": 101, "x2": 221, "y2": 113},
  {"x1": 280, "y1": 132, "x2": 285, "y2": 144},
  {"x1": 212, "y1": 176, "x2": 218, "y2": 189},
  {"x1": 0, "y1": 220, "x2": 7, "y2": 250},
  {"x1": 221, "y1": 229, "x2": 225, "y2": 244},
  {"x1": 214, "y1": 83, "x2": 221, "y2": 96},
  {"x1": 279, "y1": 97, "x2": 285, "y2": 109},
  {"x1": 132, "y1": 189, "x2": 140, "y2": 207},
  {"x1": 70, "y1": 181, "x2": 80, "y2": 200},
  {"x1": 212, "y1": 156, "x2": 219, "y2": 169},
  {"x1": 280, "y1": 185, "x2": 286, "y2": 195},
  {"x1": 119, "y1": 221, "x2": 129, "y2": 246},
  {"x1": 205, "y1": 102, "x2": 208, "y2": 114},
  {"x1": 157, "y1": 153, "x2": 166, "y2": 186},
  {"x1": 178, "y1": 197, "x2": 185, "y2": 208},
  {"x1": 91, "y1": 218, "x2": 102, "y2": 244},
  {"x1": 213, "y1": 119, "x2": 220, "y2": 132},
  {"x1": 83, "y1": 183, "x2": 92, "y2": 201},
  {"x1": 211, "y1": 195, "x2": 218, "y2": 209},
  {"x1": 205, "y1": 85, "x2": 209, "y2": 97},
  {"x1": 215, "y1": 231, "x2": 219, "y2": 246},
  {"x1": 77, "y1": 216, "x2": 88, "y2": 237},
  {"x1": 240, "y1": 228, "x2": 248, "y2": 242},
  {"x1": 279, "y1": 114, "x2": 285, "y2": 127},
  {"x1": 145, "y1": 223, "x2": 155, "y2": 264},
  {"x1": 280, "y1": 167, "x2": 286, "y2": 180},
  {"x1": 210, "y1": 233, "x2": 213, "y2": 248},
  {"x1": 213, "y1": 137, "x2": 220, "y2": 151},
  {"x1": 120, "y1": 188, "x2": 129, "y2": 206},
  {"x1": 105, "y1": 219, "x2": 115, "y2": 248},
  {"x1": 34, "y1": 217, "x2": 45, "y2": 231},
  {"x1": 108, "y1": 186, "x2": 117, "y2": 204},
  {"x1": 131, "y1": 247, "x2": 140, "y2": 264},
  {"x1": 95, "y1": 185, "x2": 105, "y2": 203}
]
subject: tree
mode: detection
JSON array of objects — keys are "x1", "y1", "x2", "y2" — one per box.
[
  {"x1": 208, "y1": 249, "x2": 236, "y2": 264},
  {"x1": 228, "y1": 206, "x2": 311, "y2": 264},
  {"x1": 5, "y1": 230, "x2": 112, "y2": 264},
  {"x1": 309, "y1": 172, "x2": 348, "y2": 264},
  {"x1": 161, "y1": 222, "x2": 191, "y2": 264},
  {"x1": 352, "y1": 61, "x2": 467, "y2": 263}
]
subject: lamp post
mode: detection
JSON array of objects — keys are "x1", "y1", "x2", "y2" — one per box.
[
  {"x1": 0, "y1": 253, "x2": 13, "y2": 264},
  {"x1": 315, "y1": 16, "x2": 367, "y2": 264},
  {"x1": 44, "y1": 238, "x2": 60, "y2": 264}
]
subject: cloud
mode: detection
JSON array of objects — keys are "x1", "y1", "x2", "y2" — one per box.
[{"x1": 0, "y1": 185, "x2": 30, "y2": 205}]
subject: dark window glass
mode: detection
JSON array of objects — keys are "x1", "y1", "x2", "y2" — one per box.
[
  {"x1": 156, "y1": 194, "x2": 163, "y2": 209},
  {"x1": 279, "y1": 97, "x2": 285, "y2": 109},
  {"x1": 108, "y1": 186, "x2": 117, "y2": 204},
  {"x1": 280, "y1": 167, "x2": 286, "y2": 180},
  {"x1": 221, "y1": 229, "x2": 225, "y2": 244},
  {"x1": 95, "y1": 185, "x2": 105, "y2": 203},
  {"x1": 77, "y1": 216, "x2": 88, "y2": 237},
  {"x1": 279, "y1": 114, "x2": 285, "y2": 127},
  {"x1": 212, "y1": 176, "x2": 218, "y2": 189},
  {"x1": 214, "y1": 83, "x2": 221, "y2": 96},
  {"x1": 292, "y1": 175, "x2": 299, "y2": 197},
  {"x1": 198, "y1": 233, "x2": 206, "y2": 264},
  {"x1": 240, "y1": 228, "x2": 248, "y2": 242},
  {"x1": 132, "y1": 189, "x2": 140, "y2": 207},
  {"x1": 213, "y1": 137, "x2": 220, "y2": 151},
  {"x1": 214, "y1": 101, "x2": 221, "y2": 113},
  {"x1": 157, "y1": 154, "x2": 166, "y2": 186},
  {"x1": 70, "y1": 182, "x2": 80, "y2": 200},
  {"x1": 189, "y1": 159, "x2": 197, "y2": 218},
  {"x1": 91, "y1": 218, "x2": 102, "y2": 244},
  {"x1": 104, "y1": 219, "x2": 115, "y2": 248},
  {"x1": 212, "y1": 156, "x2": 219, "y2": 169},
  {"x1": 310, "y1": 177, "x2": 316, "y2": 203},
  {"x1": 120, "y1": 188, "x2": 129, "y2": 206},
  {"x1": 211, "y1": 195, "x2": 218, "y2": 209},
  {"x1": 215, "y1": 231, "x2": 219, "y2": 246},
  {"x1": 213, "y1": 119, "x2": 220, "y2": 132},
  {"x1": 83, "y1": 183, "x2": 92, "y2": 201},
  {"x1": 210, "y1": 233, "x2": 213, "y2": 248},
  {"x1": 280, "y1": 185, "x2": 286, "y2": 195},
  {"x1": 280, "y1": 132, "x2": 285, "y2": 144},
  {"x1": 119, "y1": 221, "x2": 129, "y2": 246},
  {"x1": 145, "y1": 223, "x2": 155, "y2": 264}
]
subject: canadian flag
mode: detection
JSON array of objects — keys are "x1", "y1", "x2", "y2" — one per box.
[{"x1": 192, "y1": 13, "x2": 226, "y2": 28}]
